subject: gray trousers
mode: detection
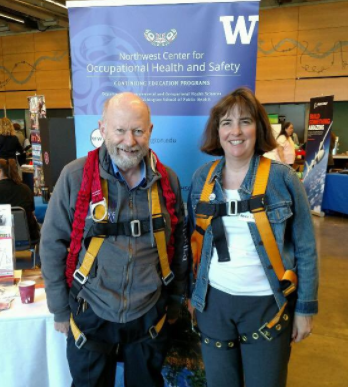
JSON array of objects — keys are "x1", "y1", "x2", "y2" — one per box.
[{"x1": 196, "y1": 287, "x2": 294, "y2": 387}]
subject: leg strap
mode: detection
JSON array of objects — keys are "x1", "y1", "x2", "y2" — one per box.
[
  {"x1": 240, "y1": 307, "x2": 291, "y2": 344},
  {"x1": 201, "y1": 333, "x2": 240, "y2": 350},
  {"x1": 70, "y1": 313, "x2": 167, "y2": 354}
]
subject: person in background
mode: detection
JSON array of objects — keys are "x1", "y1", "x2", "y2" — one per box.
[
  {"x1": 13, "y1": 123, "x2": 25, "y2": 147},
  {"x1": 40, "y1": 92, "x2": 187, "y2": 387},
  {"x1": 276, "y1": 122, "x2": 296, "y2": 166},
  {"x1": 0, "y1": 158, "x2": 40, "y2": 241},
  {"x1": 187, "y1": 88, "x2": 318, "y2": 387},
  {"x1": 0, "y1": 118, "x2": 24, "y2": 161},
  {"x1": 327, "y1": 131, "x2": 337, "y2": 172}
]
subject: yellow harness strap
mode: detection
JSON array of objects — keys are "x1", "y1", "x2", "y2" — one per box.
[
  {"x1": 251, "y1": 157, "x2": 298, "y2": 294},
  {"x1": 191, "y1": 160, "x2": 219, "y2": 277},
  {"x1": 150, "y1": 183, "x2": 173, "y2": 284},
  {"x1": 74, "y1": 179, "x2": 172, "y2": 287},
  {"x1": 74, "y1": 179, "x2": 108, "y2": 284}
]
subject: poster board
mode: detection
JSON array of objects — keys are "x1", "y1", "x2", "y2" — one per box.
[
  {"x1": 0, "y1": 205, "x2": 14, "y2": 283},
  {"x1": 67, "y1": 0, "x2": 260, "y2": 200},
  {"x1": 303, "y1": 95, "x2": 334, "y2": 215}
]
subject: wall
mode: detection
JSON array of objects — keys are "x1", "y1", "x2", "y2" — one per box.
[
  {"x1": 0, "y1": 30, "x2": 71, "y2": 109},
  {"x1": 257, "y1": 1, "x2": 348, "y2": 153},
  {"x1": 256, "y1": 1, "x2": 348, "y2": 103}
]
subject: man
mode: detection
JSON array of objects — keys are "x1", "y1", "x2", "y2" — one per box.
[{"x1": 40, "y1": 93, "x2": 187, "y2": 387}]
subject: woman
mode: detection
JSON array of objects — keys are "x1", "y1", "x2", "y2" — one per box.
[
  {"x1": 0, "y1": 158, "x2": 40, "y2": 241},
  {"x1": 187, "y1": 88, "x2": 318, "y2": 387},
  {"x1": 0, "y1": 117, "x2": 24, "y2": 160},
  {"x1": 276, "y1": 122, "x2": 296, "y2": 165}
]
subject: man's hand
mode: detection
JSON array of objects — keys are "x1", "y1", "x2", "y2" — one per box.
[
  {"x1": 54, "y1": 321, "x2": 70, "y2": 337},
  {"x1": 292, "y1": 314, "x2": 313, "y2": 343}
]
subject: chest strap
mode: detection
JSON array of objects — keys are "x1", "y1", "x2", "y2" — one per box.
[
  {"x1": 190, "y1": 157, "x2": 297, "y2": 318},
  {"x1": 85, "y1": 217, "x2": 166, "y2": 240},
  {"x1": 196, "y1": 195, "x2": 265, "y2": 218}
]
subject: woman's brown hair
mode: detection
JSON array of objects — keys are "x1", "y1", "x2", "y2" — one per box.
[
  {"x1": 0, "y1": 118, "x2": 15, "y2": 136},
  {"x1": 201, "y1": 87, "x2": 277, "y2": 156},
  {"x1": 0, "y1": 158, "x2": 21, "y2": 184}
]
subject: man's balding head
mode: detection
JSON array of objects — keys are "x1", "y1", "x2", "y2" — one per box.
[{"x1": 99, "y1": 92, "x2": 153, "y2": 172}]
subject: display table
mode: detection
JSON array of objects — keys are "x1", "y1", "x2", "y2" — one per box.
[
  {"x1": 0, "y1": 289, "x2": 72, "y2": 387},
  {"x1": 34, "y1": 196, "x2": 48, "y2": 224},
  {"x1": 322, "y1": 173, "x2": 348, "y2": 215}
]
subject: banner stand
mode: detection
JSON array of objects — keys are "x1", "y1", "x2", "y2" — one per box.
[{"x1": 303, "y1": 95, "x2": 334, "y2": 216}]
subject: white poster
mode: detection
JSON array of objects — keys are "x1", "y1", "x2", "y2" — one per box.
[{"x1": 0, "y1": 205, "x2": 14, "y2": 279}]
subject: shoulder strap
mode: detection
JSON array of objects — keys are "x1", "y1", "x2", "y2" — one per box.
[
  {"x1": 251, "y1": 157, "x2": 297, "y2": 295},
  {"x1": 65, "y1": 148, "x2": 101, "y2": 287},
  {"x1": 150, "y1": 182, "x2": 174, "y2": 285},
  {"x1": 190, "y1": 160, "x2": 220, "y2": 277}
]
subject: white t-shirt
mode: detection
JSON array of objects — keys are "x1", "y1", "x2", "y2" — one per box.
[
  {"x1": 277, "y1": 135, "x2": 295, "y2": 164},
  {"x1": 208, "y1": 189, "x2": 273, "y2": 296}
]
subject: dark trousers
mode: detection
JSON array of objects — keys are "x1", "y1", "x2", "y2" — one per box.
[
  {"x1": 67, "y1": 294, "x2": 169, "y2": 387},
  {"x1": 196, "y1": 287, "x2": 293, "y2": 387}
]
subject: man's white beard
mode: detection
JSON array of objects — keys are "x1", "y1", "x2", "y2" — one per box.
[{"x1": 105, "y1": 139, "x2": 149, "y2": 171}]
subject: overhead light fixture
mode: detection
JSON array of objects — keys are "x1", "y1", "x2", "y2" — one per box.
[
  {"x1": 43, "y1": 0, "x2": 68, "y2": 9},
  {"x1": 41, "y1": 18, "x2": 58, "y2": 27},
  {"x1": 0, "y1": 13, "x2": 25, "y2": 24}
]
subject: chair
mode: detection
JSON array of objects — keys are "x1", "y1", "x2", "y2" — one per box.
[{"x1": 11, "y1": 206, "x2": 40, "y2": 268}]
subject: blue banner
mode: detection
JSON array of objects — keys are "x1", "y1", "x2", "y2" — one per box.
[
  {"x1": 68, "y1": 0, "x2": 260, "y2": 199},
  {"x1": 303, "y1": 95, "x2": 334, "y2": 215}
]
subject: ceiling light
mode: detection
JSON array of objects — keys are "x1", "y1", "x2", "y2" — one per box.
[
  {"x1": 43, "y1": 0, "x2": 68, "y2": 9},
  {"x1": 0, "y1": 13, "x2": 25, "y2": 24},
  {"x1": 0, "y1": 24, "x2": 10, "y2": 32}
]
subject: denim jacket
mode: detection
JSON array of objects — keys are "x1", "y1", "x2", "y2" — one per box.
[{"x1": 187, "y1": 154, "x2": 318, "y2": 316}]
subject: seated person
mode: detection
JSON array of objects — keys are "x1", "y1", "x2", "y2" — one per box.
[{"x1": 0, "y1": 158, "x2": 40, "y2": 241}]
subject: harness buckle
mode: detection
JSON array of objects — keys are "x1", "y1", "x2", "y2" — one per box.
[
  {"x1": 162, "y1": 271, "x2": 175, "y2": 286},
  {"x1": 90, "y1": 198, "x2": 108, "y2": 222},
  {"x1": 282, "y1": 282, "x2": 297, "y2": 297},
  {"x1": 73, "y1": 269, "x2": 88, "y2": 285},
  {"x1": 258, "y1": 323, "x2": 273, "y2": 341},
  {"x1": 149, "y1": 325, "x2": 159, "y2": 339},
  {"x1": 75, "y1": 332, "x2": 87, "y2": 349},
  {"x1": 226, "y1": 200, "x2": 238, "y2": 216},
  {"x1": 130, "y1": 220, "x2": 141, "y2": 237}
]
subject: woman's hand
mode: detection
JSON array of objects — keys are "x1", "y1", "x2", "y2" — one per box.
[
  {"x1": 187, "y1": 299, "x2": 195, "y2": 319},
  {"x1": 292, "y1": 314, "x2": 313, "y2": 343}
]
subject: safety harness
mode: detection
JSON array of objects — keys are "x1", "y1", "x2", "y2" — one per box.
[
  {"x1": 67, "y1": 147, "x2": 178, "y2": 351},
  {"x1": 191, "y1": 156, "x2": 297, "y2": 342}
]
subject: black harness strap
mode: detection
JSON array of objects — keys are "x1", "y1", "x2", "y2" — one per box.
[
  {"x1": 196, "y1": 195, "x2": 265, "y2": 217},
  {"x1": 211, "y1": 217, "x2": 230, "y2": 262},
  {"x1": 85, "y1": 217, "x2": 165, "y2": 239},
  {"x1": 195, "y1": 195, "x2": 266, "y2": 263}
]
